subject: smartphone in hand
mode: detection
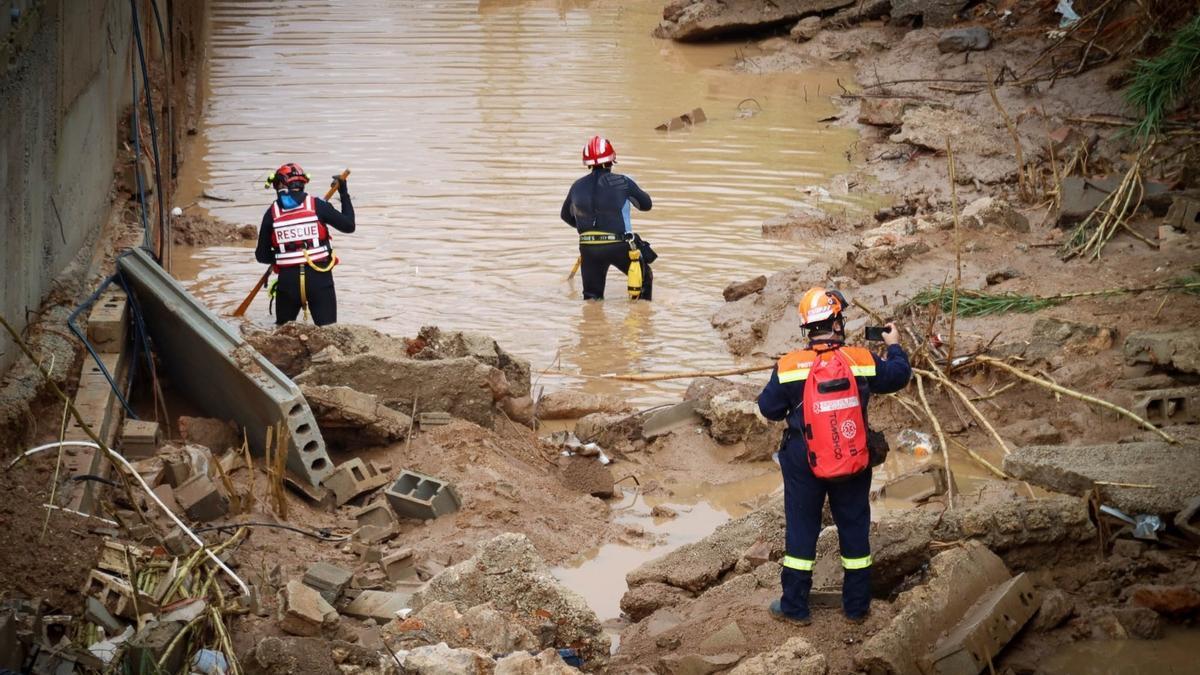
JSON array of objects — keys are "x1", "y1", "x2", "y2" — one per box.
[{"x1": 864, "y1": 326, "x2": 887, "y2": 342}]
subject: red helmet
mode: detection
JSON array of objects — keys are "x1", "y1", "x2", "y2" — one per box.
[
  {"x1": 582, "y1": 136, "x2": 616, "y2": 167},
  {"x1": 267, "y1": 162, "x2": 310, "y2": 189}
]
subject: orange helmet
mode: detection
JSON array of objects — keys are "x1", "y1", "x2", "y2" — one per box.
[
  {"x1": 266, "y1": 162, "x2": 310, "y2": 190},
  {"x1": 797, "y1": 287, "x2": 847, "y2": 327}
]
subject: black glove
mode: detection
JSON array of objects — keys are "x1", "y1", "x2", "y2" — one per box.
[{"x1": 331, "y1": 174, "x2": 349, "y2": 193}]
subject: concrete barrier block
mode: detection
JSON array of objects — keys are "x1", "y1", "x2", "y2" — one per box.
[
  {"x1": 385, "y1": 470, "x2": 461, "y2": 520},
  {"x1": 323, "y1": 458, "x2": 391, "y2": 506},
  {"x1": 118, "y1": 248, "x2": 333, "y2": 486},
  {"x1": 174, "y1": 474, "x2": 229, "y2": 522},
  {"x1": 1134, "y1": 387, "x2": 1200, "y2": 426},
  {"x1": 120, "y1": 419, "x2": 162, "y2": 458},
  {"x1": 926, "y1": 573, "x2": 1039, "y2": 674},
  {"x1": 302, "y1": 562, "x2": 353, "y2": 605}
]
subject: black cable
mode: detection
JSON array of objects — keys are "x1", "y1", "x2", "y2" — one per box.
[
  {"x1": 67, "y1": 271, "x2": 138, "y2": 419},
  {"x1": 148, "y1": 0, "x2": 176, "y2": 179},
  {"x1": 70, "y1": 474, "x2": 120, "y2": 487},
  {"x1": 129, "y1": 39, "x2": 149, "y2": 244},
  {"x1": 129, "y1": 0, "x2": 166, "y2": 259},
  {"x1": 193, "y1": 521, "x2": 348, "y2": 541}
]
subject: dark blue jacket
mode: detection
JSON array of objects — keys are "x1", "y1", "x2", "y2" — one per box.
[
  {"x1": 560, "y1": 167, "x2": 651, "y2": 237},
  {"x1": 758, "y1": 343, "x2": 911, "y2": 451}
]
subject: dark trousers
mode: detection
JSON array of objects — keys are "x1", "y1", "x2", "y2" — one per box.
[
  {"x1": 778, "y1": 441, "x2": 873, "y2": 618},
  {"x1": 579, "y1": 243, "x2": 653, "y2": 301},
  {"x1": 274, "y1": 266, "x2": 337, "y2": 326}
]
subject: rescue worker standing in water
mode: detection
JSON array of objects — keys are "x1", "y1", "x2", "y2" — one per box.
[
  {"x1": 255, "y1": 163, "x2": 355, "y2": 326},
  {"x1": 758, "y1": 287, "x2": 911, "y2": 625},
  {"x1": 560, "y1": 136, "x2": 653, "y2": 300}
]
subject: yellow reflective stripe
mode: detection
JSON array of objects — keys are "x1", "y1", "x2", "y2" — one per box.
[
  {"x1": 778, "y1": 368, "x2": 810, "y2": 383},
  {"x1": 850, "y1": 364, "x2": 876, "y2": 377},
  {"x1": 841, "y1": 555, "x2": 872, "y2": 570},
  {"x1": 783, "y1": 556, "x2": 814, "y2": 571}
]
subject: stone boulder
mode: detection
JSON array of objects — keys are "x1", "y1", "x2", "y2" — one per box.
[
  {"x1": 402, "y1": 642, "x2": 494, "y2": 674},
  {"x1": 413, "y1": 601, "x2": 539, "y2": 655},
  {"x1": 789, "y1": 16, "x2": 822, "y2": 42},
  {"x1": 1124, "y1": 331, "x2": 1200, "y2": 374},
  {"x1": 654, "y1": 0, "x2": 855, "y2": 41},
  {"x1": 413, "y1": 326, "x2": 532, "y2": 399},
  {"x1": 536, "y1": 390, "x2": 631, "y2": 420},
  {"x1": 961, "y1": 197, "x2": 1030, "y2": 232},
  {"x1": 710, "y1": 263, "x2": 836, "y2": 356},
  {"x1": 699, "y1": 391, "x2": 782, "y2": 462},
  {"x1": 729, "y1": 637, "x2": 827, "y2": 675},
  {"x1": 619, "y1": 581, "x2": 694, "y2": 622},
  {"x1": 937, "y1": 27, "x2": 992, "y2": 53},
  {"x1": 844, "y1": 237, "x2": 931, "y2": 284},
  {"x1": 573, "y1": 412, "x2": 639, "y2": 448},
  {"x1": 411, "y1": 533, "x2": 609, "y2": 665},
  {"x1": 723, "y1": 275, "x2": 767, "y2": 302},
  {"x1": 494, "y1": 649, "x2": 580, "y2": 675}
]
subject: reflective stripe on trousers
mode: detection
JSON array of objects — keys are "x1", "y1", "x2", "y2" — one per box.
[
  {"x1": 782, "y1": 555, "x2": 814, "y2": 572},
  {"x1": 841, "y1": 555, "x2": 872, "y2": 570}
]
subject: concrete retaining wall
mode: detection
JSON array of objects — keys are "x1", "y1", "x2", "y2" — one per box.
[{"x1": 0, "y1": 0, "x2": 206, "y2": 376}]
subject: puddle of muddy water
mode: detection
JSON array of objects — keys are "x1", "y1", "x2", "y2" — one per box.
[
  {"x1": 1039, "y1": 627, "x2": 1200, "y2": 674},
  {"x1": 174, "y1": 0, "x2": 870, "y2": 407}
]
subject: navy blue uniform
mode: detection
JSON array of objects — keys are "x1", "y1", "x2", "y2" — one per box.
[
  {"x1": 758, "y1": 343, "x2": 911, "y2": 619},
  {"x1": 561, "y1": 167, "x2": 651, "y2": 300}
]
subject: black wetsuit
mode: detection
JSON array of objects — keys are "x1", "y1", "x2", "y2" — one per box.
[
  {"x1": 560, "y1": 167, "x2": 652, "y2": 300},
  {"x1": 255, "y1": 187, "x2": 355, "y2": 325}
]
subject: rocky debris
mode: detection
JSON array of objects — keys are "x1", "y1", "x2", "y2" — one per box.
[
  {"x1": 857, "y1": 542, "x2": 1012, "y2": 673},
  {"x1": 410, "y1": 601, "x2": 539, "y2": 655},
  {"x1": 573, "y1": 411, "x2": 639, "y2": 448},
  {"x1": 245, "y1": 323, "x2": 412, "y2": 377},
  {"x1": 890, "y1": 106, "x2": 1026, "y2": 184},
  {"x1": 1124, "y1": 331, "x2": 1200, "y2": 375},
  {"x1": 985, "y1": 267, "x2": 1020, "y2": 285},
  {"x1": 729, "y1": 637, "x2": 827, "y2": 675},
  {"x1": 937, "y1": 26, "x2": 992, "y2": 53},
  {"x1": 411, "y1": 533, "x2": 609, "y2": 664},
  {"x1": 826, "y1": 0, "x2": 890, "y2": 25},
  {"x1": 697, "y1": 390, "x2": 782, "y2": 462},
  {"x1": 1088, "y1": 606, "x2": 1163, "y2": 640},
  {"x1": 1032, "y1": 589, "x2": 1074, "y2": 631},
  {"x1": 844, "y1": 236, "x2": 931, "y2": 284},
  {"x1": 999, "y1": 317, "x2": 1116, "y2": 366},
  {"x1": 177, "y1": 416, "x2": 238, "y2": 453},
  {"x1": 536, "y1": 390, "x2": 631, "y2": 420},
  {"x1": 278, "y1": 580, "x2": 339, "y2": 637},
  {"x1": 557, "y1": 454, "x2": 615, "y2": 498},
  {"x1": 723, "y1": 276, "x2": 767, "y2": 302},
  {"x1": 402, "y1": 642, "x2": 494, "y2": 674},
  {"x1": 858, "y1": 98, "x2": 921, "y2": 127},
  {"x1": 961, "y1": 197, "x2": 1030, "y2": 232},
  {"x1": 657, "y1": 107, "x2": 708, "y2": 132},
  {"x1": 1130, "y1": 585, "x2": 1200, "y2": 619},
  {"x1": 412, "y1": 326, "x2": 532, "y2": 397},
  {"x1": 789, "y1": 16, "x2": 822, "y2": 42},
  {"x1": 999, "y1": 419, "x2": 1062, "y2": 446},
  {"x1": 494, "y1": 649, "x2": 581, "y2": 675},
  {"x1": 252, "y1": 637, "x2": 387, "y2": 675},
  {"x1": 761, "y1": 205, "x2": 855, "y2": 239},
  {"x1": 710, "y1": 262, "x2": 836, "y2": 356},
  {"x1": 301, "y1": 384, "x2": 412, "y2": 449},
  {"x1": 654, "y1": 0, "x2": 855, "y2": 42},
  {"x1": 1003, "y1": 442, "x2": 1200, "y2": 515},
  {"x1": 890, "y1": 0, "x2": 969, "y2": 26},
  {"x1": 659, "y1": 652, "x2": 743, "y2": 674},
  {"x1": 620, "y1": 581, "x2": 694, "y2": 622}
]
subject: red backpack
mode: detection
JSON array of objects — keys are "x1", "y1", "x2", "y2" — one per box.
[{"x1": 803, "y1": 350, "x2": 869, "y2": 479}]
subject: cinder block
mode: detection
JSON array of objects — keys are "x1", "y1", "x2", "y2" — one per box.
[
  {"x1": 385, "y1": 470, "x2": 461, "y2": 520},
  {"x1": 353, "y1": 524, "x2": 398, "y2": 545},
  {"x1": 350, "y1": 542, "x2": 383, "y2": 563},
  {"x1": 87, "y1": 291, "x2": 129, "y2": 352},
  {"x1": 174, "y1": 474, "x2": 229, "y2": 522},
  {"x1": 97, "y1": 540, "x2": 151, "y2": 577},
  {"x1": 926, "y1": 574, "x2": 1039, "y2": 674},
  {"x1": 84, "y1": 570, "x2": 159, "y2": 621},
  {"x1": 124, "y1": 621, "x2": 187, "y2": 674},
  {"x1": 342, "y1": 590, "x2": 412, "y2": 622},
  {"x1": 1163, "y1": 197, "x2": 1200, "y2": 233},
  {"x1": 120, "y1": 420, "x2": 161, "y2": 458},
  {"x1": 381, "y1": 548, "x2": 416, "y2": 582},
  {"x1": 417, "y1": 411, "x2": 452, "y2": 428},
  {"x1": 1134, "y1": 387, "x2": 1200, "y2": 426},
  {"x1": 284, "y1": 471, "x2": 335, "y2": 510},
  {"x1": 322, "y1": 458, "x2": 391, "y2": 506},
  {"x1": 161, "y1": 456, "x2": 191, "y2": 488},
  {"x1": 302, "y1": 562, "x2": 353, "y2": 605},
  {"x1": 351, "y1": 500, "x2": 396, "y2": 530}
]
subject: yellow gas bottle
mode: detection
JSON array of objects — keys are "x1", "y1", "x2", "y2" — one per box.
[{"x1": 627, "y1": 246, "x2": 643, "y2": 300}]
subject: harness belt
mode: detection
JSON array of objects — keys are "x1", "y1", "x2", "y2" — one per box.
[{"x1": 579, "y1": 230, "x2": 623, "y2": 244}]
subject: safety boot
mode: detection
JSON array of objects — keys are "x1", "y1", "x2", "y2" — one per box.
[{"x1": 769, "y1": 599, "x2": 812, "y2": 626}]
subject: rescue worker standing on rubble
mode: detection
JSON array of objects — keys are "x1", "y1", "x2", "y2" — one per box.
[
  {"x1": 758, "y1": 287, "x2": 911, "y2": 625},
  {"x1": 255, "y1": 163, "x2": 355, "y2": 326},
  {"x1": 560, "y1": 136, "x2": 653, "y2": 300}
]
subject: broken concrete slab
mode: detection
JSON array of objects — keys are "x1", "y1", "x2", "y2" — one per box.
[
  {"x1": 385, "y1": 469, "x2": 461, "y2": 520},
  {"x1": 118, "y1": 248, "x2": 332, "y2": 486},
  {"x1": 174, "y1": 473, "x2": 230, "y2": 522},
  {"x1": 1003, "y1": 442, "x2": 1200, "y2": 514},
  {"x1": 301, "y1": 384, "x2": 412, "y2": 449},
  {"x1": 322, "y1": 458, "x2": 391, "y2": 507},
  {"x1": 857, "y1": 541, "x2": 1012, "y2": 674},
  {"x1": 278, "y1": 580, "x2": 338, "y2": 636},
  {"x1": 1163, "y1": 196, "x2": 1200, "y2": 233},
  {"x1": 1132, "y1": 387, "x2": 1200, "y2": 426},
  {"x1": 343, "y1": 589, "x2": 415, "y2": 622},
  {"x1": 961, "y1": 196, "x2": 1029, "y2": 232},
  {"x1": 536, "y1": 390, "x2": 632, "y2": 420},
  {"x1": 659, "y1": 652, "x2": 743, "y2": 674},
  {"x1": 729, "y1": 636, "x2": 826, "y2": 674},
  {"x1": 1124, "y1": 331, "x2": 1200, "y2": 374},
  {"x1": 642, "y1": 400, "x2": 703, "y2": 440},
  {"x1": 351, "y1": 500, "x2": 397, "y2": 530},
  {"x1": 654, "y1": 0, "x2": 854, "y2": 41},
  {"x1": 302, "y1": 562, "x2": 353, "y2": 605},
  {"x1": 698, "y1": 390, "x2": 782, "y2": 463},
  {"x1": 383, "y1": 549, "x2": 417, "y2": 582},
  {"x1": 926, "y1": 573, "x2": 1038, "y2": 674},
  {"x1": 1059, "y1": 176, "x2": 1171, "y2": 224},
  {"x1": 84, "y1": 596, "x2": 126, "y2": 636}
]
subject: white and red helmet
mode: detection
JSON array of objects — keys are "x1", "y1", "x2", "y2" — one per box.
[{"x1": 582, "y1": 135, "x2": 616, "y2": 167}]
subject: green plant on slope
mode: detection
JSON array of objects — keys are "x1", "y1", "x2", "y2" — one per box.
[{"x1": 1123, "y1": 14, "x2": 1200, "y2": 139}]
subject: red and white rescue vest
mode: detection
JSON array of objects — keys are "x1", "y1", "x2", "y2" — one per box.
[
  {"x1": 777, "y1": 346, "x2": 876, "y2": 480},
  {"x1": 270, "y1": 195, "x2": 331, "y2": 268}
]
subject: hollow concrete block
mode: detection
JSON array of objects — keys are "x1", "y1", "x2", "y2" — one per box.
[{"x1": 385, "y1": 469, "x2": 461, "y2": 520}]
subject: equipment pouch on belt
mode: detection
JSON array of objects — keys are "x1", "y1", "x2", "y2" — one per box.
[
  {"x1": 632, "y1": 234, "x2": 658, "y2": 264},
  {"x1": 867, "y1": 429, "x2": 889, "y2": 468}
]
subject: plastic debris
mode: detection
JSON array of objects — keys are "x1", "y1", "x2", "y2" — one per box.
[
  {"x1": 1099, "y1": 505, "x2": 1165, "y2": 541},
  {"x1": 1055, "y1": 0, "x2": 1080, "y2": 27},
  {"x1": 896, "y1": 429, "x2": 938, "y2": 458},
  {"x1": 191, "y1": 649, "x2": 229, "y2": 675}
]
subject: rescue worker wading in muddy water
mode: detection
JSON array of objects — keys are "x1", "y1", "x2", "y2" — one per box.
[
  {"x1": 561, "y1": 136, "x2": 654, "y2": 300},
  {"x1": 255, "y1": 163, "x2": 355, "y2": 326},
  {"x1": 758, "y1": 287, "x2": 911, "y2": 625}
]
